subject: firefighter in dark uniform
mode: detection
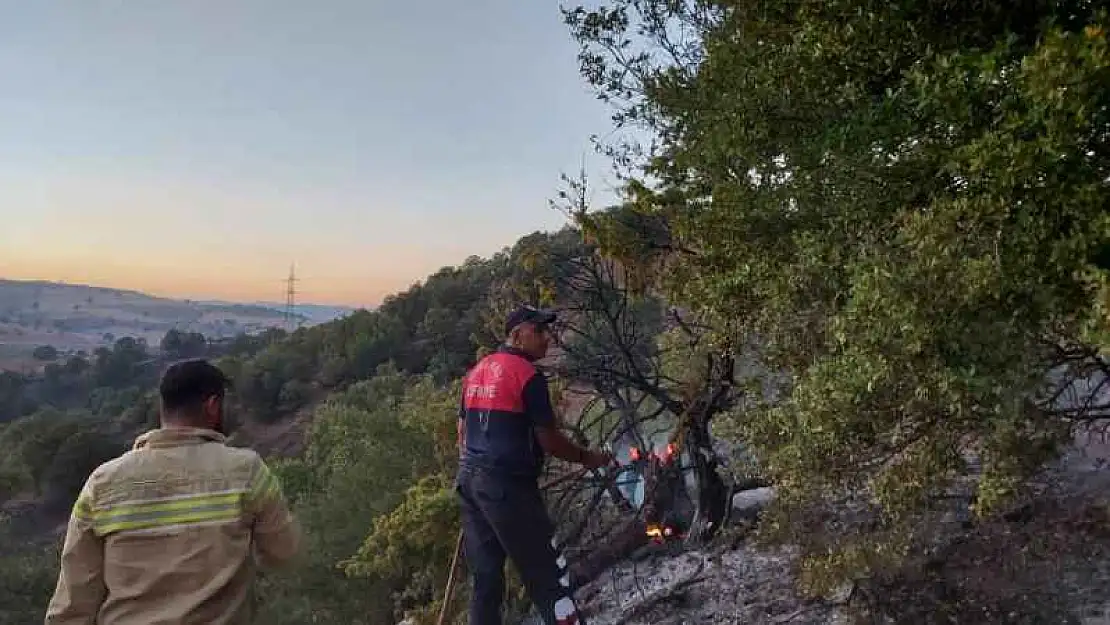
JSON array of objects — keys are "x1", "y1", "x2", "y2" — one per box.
[{"x1": 456, "y1": 305, "x2": 612, "y2": 625}]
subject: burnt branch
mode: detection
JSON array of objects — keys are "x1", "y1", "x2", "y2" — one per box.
[{"x1": 531, "y1": 245, "x2": 741, "y2": 574}]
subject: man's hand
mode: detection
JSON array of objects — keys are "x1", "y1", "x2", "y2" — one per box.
[
  {"x1": 536, "y1": 425, "x2": 616, "y2": 469},
  {"x1": 580, "y1": 449, "x2": 615, "y2": 469}
]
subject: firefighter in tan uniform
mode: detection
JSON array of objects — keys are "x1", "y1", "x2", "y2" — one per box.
[{"x1": 45, "y1": 359, "x2": 301, "y2": 625}]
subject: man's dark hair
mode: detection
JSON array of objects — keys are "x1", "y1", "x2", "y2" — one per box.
[{"x1": 159, "y1": 359, "x2": 231, "y2": 415}]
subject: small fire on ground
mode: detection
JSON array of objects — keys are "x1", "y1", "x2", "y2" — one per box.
[{"x1": 645, "y1": 523, "x2": 680, "y2": 543}]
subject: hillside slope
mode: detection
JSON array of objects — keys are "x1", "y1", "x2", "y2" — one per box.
[
  {"x1": 3, "y1": 222, "x2": 1110, "y2": 624},
  {"x1": 0, "y1": 279, "x2": 337, "y2": 371},
  {"x1": 569, "y1": 448, "x2": 1110, "y2": 625}
]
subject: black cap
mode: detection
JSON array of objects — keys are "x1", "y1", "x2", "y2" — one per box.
[
  {"x1": 504, "y1": 305, "x2": 557, "y2": 336},
  {"x1": 159, "y1": 358, "x2": 231, "y2": 413}
]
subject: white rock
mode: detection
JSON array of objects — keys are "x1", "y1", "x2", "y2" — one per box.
[{"x1": 731, "y1": 486, "x2": 775, "y2": 518}]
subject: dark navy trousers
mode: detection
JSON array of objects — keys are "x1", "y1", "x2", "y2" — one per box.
[{"x1": 456, "y1": 466, "x2": 585, "y2": 625}]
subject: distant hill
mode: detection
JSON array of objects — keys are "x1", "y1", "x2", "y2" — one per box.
[
  {"x1": 0, "y1": 279, "x2": 342, "y2": 371},
  {"x1": 205, "y1": 301, "x2": 359, "y2": 324}
]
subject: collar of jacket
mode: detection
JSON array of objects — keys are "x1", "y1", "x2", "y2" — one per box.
[
  {"x1": 498, "y1": 344, "x2": 537, "y2": 362},
  {"x1": 133, "y1": 426, "x2": 227, "y2": 450}
]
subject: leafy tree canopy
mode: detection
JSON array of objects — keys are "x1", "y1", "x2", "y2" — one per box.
[{"x1": 566, "y1": 0, "x2": 1110, "y2": 596}]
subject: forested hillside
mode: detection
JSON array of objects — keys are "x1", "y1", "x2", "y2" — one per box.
[{"x1": 0, "y1": 227, "x2": 602, "y2": 624}]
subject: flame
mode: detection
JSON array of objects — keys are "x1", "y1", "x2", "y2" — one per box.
[
  {"x1": 629, "y1": 446, "x2": 641, "y2": 461},
  {"x1": 657, "y1": 443, "x2": 677, "y2": 463},
  {"x1": 645, "y1": 523, "x2": 679, "y2": 543}
]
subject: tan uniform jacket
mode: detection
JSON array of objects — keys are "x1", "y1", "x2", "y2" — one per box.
[{"x1": 44, "y1": 426, "x2": 301, "y2": 625}]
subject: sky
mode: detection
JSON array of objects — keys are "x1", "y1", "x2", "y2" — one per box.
[{"x1": 0, "y1": 1, "x2": 622, "y2": 307}]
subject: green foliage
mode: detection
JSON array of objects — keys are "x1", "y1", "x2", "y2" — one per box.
[
  {"x1": 0, "y1": 415, "x2": 125, "y2": 624},
  {"x1": 87, "y1": 385, "x2": 145, "y2": 418},
  {"x1": 0, "y1": 470, "x2": 22, "y2": 503},
  {"x1": 160, "y1": 328, "x2": 208, "y2": 360},
  {"x1": 37, "y1": 355, "x2": 91, "y2": 408},
  {"x1": 1, "y1": 336, "x2": 159, "y2": 424},
  {"x1": 268, "y1": 457, "x2": 316, "y2": 506},
  {"x1": 42, "y1": 428, "x2": 127, "y2": 507},
  {"x1": 255, "y1": 369, "x2": 462, "y2": 625},
  {"x1": 0, "y1": 410, "x2": 123, "y2": 504},
  {"x1": 655, "y1": 326, "x2": 710, "y2": 397},
  {"x1": 91, "y1": 337, "x2": 152, "y2": 389},
  {"x1": 0, "y1": 537, "x2": 58, "y2": 624},
  {"x1": 117, "y1": 390, "x2": 160, "y2": 430},
  {"x1": 342, "y1": 474, "x2": 460, "y2": 621},
  {"x1": 0, "y1": 371, "x2": 38, "y2": 423},
  {"x1": 566, "y1": 0, "x2": 1110, "y2": 607},
  {"x1": 0, "y1": 411, "x2": 80, "y2": 496}
]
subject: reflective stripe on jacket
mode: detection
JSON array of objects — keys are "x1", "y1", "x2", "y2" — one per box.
[{"x1": 45, "y1": 426, "x2": 301, "y2": 625}]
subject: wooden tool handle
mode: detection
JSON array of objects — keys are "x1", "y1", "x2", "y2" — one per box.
[{"x1": 436, "y1": 530, "x2": 465, "y2": 625}]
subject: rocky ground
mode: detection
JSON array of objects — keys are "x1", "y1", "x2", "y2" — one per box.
[
  {"x1": 514, "y1": 429, "x2": 1110, "y2": 625},
  {"x1": 516, "y1": 487, "x2": 847, "y2": 625},
  {"x1": 573, "y1": 542, "x2": 845, "y2": 625}
]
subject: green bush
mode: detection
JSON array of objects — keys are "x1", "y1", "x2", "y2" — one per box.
[{"x1": 0, "y1": 519, "x2": 60, "y2": 625}]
